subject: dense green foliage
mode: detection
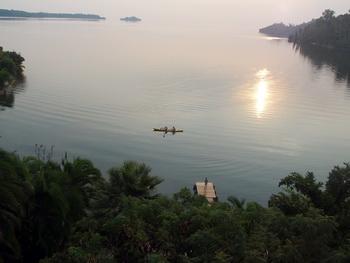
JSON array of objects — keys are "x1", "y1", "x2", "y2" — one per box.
[
  {"x1": 1, "y1": 148, "x2": 350, "y2": 262},
  {"x1": 289, "y1": 10, "x2": 350, "y2": 50},
  {"x1": 0, "y1": 47, "x2": 25, "y2": 88}
]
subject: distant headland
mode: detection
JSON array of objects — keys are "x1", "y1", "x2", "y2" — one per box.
[
  {"x1": 259, "y1": 23, "x2": 307, "y2": 38},
  {"x1": 120, "y1": 16, "x2": 142, "y2": 22},
  {"x1": 0, "y1": 9, "x2": 105, "y2": 20}
]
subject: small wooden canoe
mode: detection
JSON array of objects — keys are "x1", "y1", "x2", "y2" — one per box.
[{"x1": 153, "y1": 128, "x2": 184, "y2": 133}]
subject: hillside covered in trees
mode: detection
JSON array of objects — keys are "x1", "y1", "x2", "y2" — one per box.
[
  {"x1": 289, "y1": 9, "x2": 350, "y2": 50},
  {"x1": 1, "y1": 148, "x2": 350, "y2": 262},
  {"x1": 261, "y1": 10, "x2": 350, "y2": 51},
  {"x1": 0, "y1": 47, "x2": 25, "y2": 88}
]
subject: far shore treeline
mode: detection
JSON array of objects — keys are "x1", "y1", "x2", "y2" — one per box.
[
  {"x1": 260, "y1": 9, "x2": 350, "y2": 50},
  {"x1": 0, "y1": 47, "x2": 25, "y2": 88},
  {"x1": 1, "y1": 147, "x2": 350, "y2": 262},
  {"x1": 0, "y1": 9, "x2": 105, "y2": 20}
]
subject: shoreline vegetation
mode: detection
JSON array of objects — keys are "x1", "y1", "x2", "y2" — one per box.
[
  {"x1": 260, "y1": 9, "x2": 350, "y2": 51},
  {"x1": 0, "y1": 47, "x2": 25, "y2": 89},
  {"x1": 1, "y1": 147, "x2": 350, "y2": 262},
  {"x1": 0, "y1": 9, "x2": 105, "y2": 20}
]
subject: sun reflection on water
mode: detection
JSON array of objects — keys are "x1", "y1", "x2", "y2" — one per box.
[{"x1": 255, "y1": 69, "x2": 270, "y2": 118}]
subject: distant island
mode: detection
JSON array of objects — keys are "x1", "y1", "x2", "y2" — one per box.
[
  {"x1": 0, "y1": 9, "x2": 105, "y2": 20},
  {"x1": 120, "y1": 16, "x2": 142, "y2": 22},
  {"x1": 260, "y1": 9, "x2": 350, "y2": 50}
]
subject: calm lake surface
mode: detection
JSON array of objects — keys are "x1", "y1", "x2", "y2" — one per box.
[{"x1": 1, "y1": 19, "x2": 350, "y2": 203}]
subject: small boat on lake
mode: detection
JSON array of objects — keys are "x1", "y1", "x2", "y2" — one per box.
[{"x1": 153, "y1": 127, "x2": 184, "y2": 133}]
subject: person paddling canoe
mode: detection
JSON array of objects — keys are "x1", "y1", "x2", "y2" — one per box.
[{"x1": 162, "y1": 126, "x2": 168, "y2": 138}]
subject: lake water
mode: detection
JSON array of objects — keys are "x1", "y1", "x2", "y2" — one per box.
[{"x1": 1, "y1": 19, "x2": 350, "y2": 203}]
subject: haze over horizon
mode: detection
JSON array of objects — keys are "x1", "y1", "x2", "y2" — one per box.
[{"x1": 1, "y1": 0, "x2": 349, "y2": 29}]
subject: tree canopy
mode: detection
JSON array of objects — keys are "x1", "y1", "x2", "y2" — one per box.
[
  {"x1": 289, "y1": 10, "x2": 350, "y2": 50},
  {"x1": 1, "y1": 148, "x2": 350, "y2": 262},
  {"x1": 0, "y1": 47, "x2": 25, "y2": 88}
]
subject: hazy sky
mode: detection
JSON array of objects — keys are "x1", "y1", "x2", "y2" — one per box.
[{"x1": 1, "y1": 0, "x2": 349, "y2": 27}]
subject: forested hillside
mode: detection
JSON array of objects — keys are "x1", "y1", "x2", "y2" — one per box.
[{"x1": 289, "y1": 9, "x2": 350, "y2": 50}]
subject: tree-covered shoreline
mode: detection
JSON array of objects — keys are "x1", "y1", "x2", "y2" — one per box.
[
  {"x1": 260, "y1": 10, "x2": 350, "y2": 51},
  {"x1": 0, "y1": 9, "x2": 105, "y2": 20},
  {"x1": 0, "y1": 47, "x2": 25, "y2": 88},
  {"x1": 289, "y1": 10, "x2": 350, "y2": 51},
  {"x1": 1, "y1": 148, "x2": 350, "y2": 262}
]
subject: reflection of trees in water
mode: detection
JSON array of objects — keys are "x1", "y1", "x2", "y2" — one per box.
[
  {"x1": 0, "y1": 89, "x2": 14, "y2": 108},
  {"x1": 293, "y1": 43, "x2": 350, "y2": 86},
  {"x1": 0, "y1": 80, "x2": 25, "y2": 111}
]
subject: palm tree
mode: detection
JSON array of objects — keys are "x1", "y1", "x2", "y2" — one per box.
[
  {"x1": 21, "y1": 157, "x2": 104, "y2": 262},
  {"x1": 63, "y1": 158, "x2": 105, "y2": 220},
  {"x1": 227, "y1": 196, "x2": 246, "y2": 210},
  {"x1": 108, "y1": 161, "x2": 163, "y2": 199},
  {"x1": 0, "y1": 150, "x2": 32, "y2": 262}
]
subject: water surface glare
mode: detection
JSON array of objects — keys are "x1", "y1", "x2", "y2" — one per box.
[{"x1": 1, "y1": 20, "x2": 350, "y2": 203}]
